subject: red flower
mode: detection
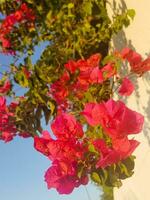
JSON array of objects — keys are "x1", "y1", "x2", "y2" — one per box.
[
  {"x1": 100, "y1": 99, "x2": 144, "y2": 138},
  {"x1": 1, "y1": 38, "x2": 11, "y2": 48},
  {"x1": 45, "y1": 160, "x2": 88, "y2": 194},
  {"x1": 0, "y1": 97, "x2": 16, "y2": 142},
  {"x1": 0, "y1": 80, "x2": 11, "y2": 94},
  {"x1": 20, "y1": 3, "x2": 29, "y2": 13},
  {"x1": 87, "y1": 53, "x2": 101, "y2": 68},
  {"x1": 121, "y1": 48, "x2": 150, "y2": 75},
  {"x1": 112, "y1": 137, "x2": 139, "y2": 159},
  {"x1": 132, "y1": 57, "x2": 150, "y2": 75},
  {"x1": 14, "y1": 11, "x2": 23, "y2": 21},
  {"x1": 71, "y1": 81, "x2": 89, "y2": 99},
  {"x1": 101, "y1": 63, "x2": 116, "y2": 79},
  {"x1": 82, "y1": 99, "x2": 144, "y2": 138},
  {"x1": 34, "y1": 131, "x2": 84, "y2": 161},
  {"x1": 65, "y1": 60, "x2": 78, "y2": 74},
  {"x1": 50, "y1": 71, "x2": 70, "y2": 106},
  {"x1": 118, "y1": 77, "x2": 134, "y2": 96},
  {"x1": 0, "y1": 3, "x2": 35, "y2": 52},
  {"x1": 34, "y1": 131, "x2": 52, "y2": 156},
  {"x1": 51, "y1": 113, "x2": 83, "y2": 140},
  {"x1": 93, "y1": 139, "x2": 120, "y2": 168},
  {"x1": 89, "y1": 67, "x2": 104, "y2": 84},
  {"x1": 121, "y1": 48, "x2": 142, "y2": 66},
  {"x1": 93, "y1": 138, "x2": 139, "y2": 168},
  {"x1": 81, "y1": 103, "x2": 104, "y2": 126}
]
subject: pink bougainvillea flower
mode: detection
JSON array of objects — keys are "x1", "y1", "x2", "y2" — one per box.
[
  {"x1": 87, "y1": 53, "x2": 101, "y2": 68},
  {"x1": 0, "y1": 80, "x2": 11, "y2": 94},
  {"x1": 101, "y1": 63, "x2": 116, "y2": 79},
  {"x1": 34, "y1": 131, "x2": 52, "y2": 156},
  {"x1": 0, "y1": 97, "x2": 16, "y2": 142},
  {"x1": 89, "y1": 67, "x2": 104, "y2": 84},
  {"x1": 81, "y1": 103, "x2": 104, "y2": 126},
  {"x1": 77, "y1": 69, "x2": 91, "y2": 85},
  {"x1": 93, "y1": 139, "x2": 120, "y2": 168},
  {"x1": 44, "y1": 160, "x2": 76, "y2": 194},
  {"x1": 118, "y1": 77, "x2": 134, "y2": 96},
  {"x1": 121, "y1": 48, "x2": 142, "y2": 66},
  {"x1": 1, "y1": 38, "x2": 11, "y2": 48},
  {"x1": 99, "y1": 99, "x2": 144, "y2": 138},
  {"x1": 112, "y1": 137, "x2": 140, "y2": 159},
  {"x1": 75, "y1": 54, "x2": 102, "y2": 86},
  {"x1": 0, "y1": 96, "x2": 6, "y2": 107},
  {"x1": 50, "y1": 71, "x2": 70, "y2": 106},
  {"x1": 34, "y1": 130, "x2": 85, "y2": 161},
  {"x1": 76, "y1": 59, "x2": 89, "y2": 72},
  {"x1": 65, "y1": 60, "x2": 78, "y2": 74},
  {"x1": 51, "y1": 113, "x2": 83, "y2": 139},
  {"x1": 140, "y1": 57, "x2": 150, "y2": 74},
  {"x1": 51, "y1": 82, "x2": 68, "y2": 104},
  {"x1": 45, "y1": 160, "x2": 88, "y2": 194},
  {"x1": 93, "y1": 138, "x2": 139, "y2": 168},
  {"x1": 0, "y1": 131, "x2": 15, "y2": 143},
  {"x1": 47, "y1": 139, "x2": 84, "y2": 161},
  {"x1": 0, "y1": 2, "x2": 35, "y2": 52},
  {"x1": 71, "y1": 81, "x2": 89, "y2": 99},
  {"x1": 76, "y1": 54, "x2": 100, "y2": 73},
  {"x1": 82, "y1": 99, "x2": 144, "y2": 138},
  {"x1": 14, "y1": 10, "x2": 23, "y2": 21},
  {"x1": 65, "y1": 53, "x2": 101, "y2": 74},
  {"x1": 132, "y1": 57, "x2": 150, "y2": 75},
  {"x1": 120, "y1": 48, "x2": 150, "y2": 75}
]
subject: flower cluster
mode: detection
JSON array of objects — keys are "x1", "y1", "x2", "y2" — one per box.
[
  {"x1": 0, "y1": 97, "x2": 16, "y2": 142},
  {"x1": 50, "y1": 54, "x2": 116, "y2": 112},
  {"x1": 0, "y1": 81, "x2": 31, "y2": 141},
  {"x1": 0, "y1": 3, "x2": 35, "y2": 53},
  {"x1": 1, "y1": 48, "x2": 149, "y2": 195},
  {"x1": 38, "y1": 49, "x2": 149, "y2": 194},
  {"x1": 34, "y1": 113, "x2": 88, "y2": 194},
  {"x1": 34, "y1": 98, "x2": 144, "y2": 194},
  {"x1": 82, "y1": 99, "x2": 144, "y2": 168},
  {"x1": 120, "y1": 48, "x2": 150, "y2": 76}
]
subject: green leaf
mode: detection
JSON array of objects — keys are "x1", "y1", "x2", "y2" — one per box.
[
  {"x1": 47, "y1": 101, "x2": 55, "y2": 115},
  {"x1": 91, "y1": 172, "x2": 101, "y2": 184},
  {"x1": 68, "y1": 3, "x2": 74, "y2": 9},
  {"x1": 88, "y1": 144, "x2": 97, "y2": 153},
  {"x1": 82, "y1": 1, "x2": 92, "y2": 16},
  {"x1": 127, "y1": 9, "x2": 136, "y2": 20}
]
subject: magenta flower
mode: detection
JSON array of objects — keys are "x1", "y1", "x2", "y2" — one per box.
[
  {"x1": 118, "y1": 77, "x2": 134, "y2": 96},
  {"x1": 45, "y1": 160, "x2": 88, "y2": 194},
  {"x1": 82, "y1": 99, "x2": 144, "y2": 138},
  {"x1": 0, "y1": 80, "x2": 11, "y2": 94},
  {"x1": 51, "y1": 113, "x2": 83, "y2": 140},
  {"x1": 93, "y1": 137, "x2": 139, "y2": 168},
  {"x1": 81, "y1": 103, "x2": 104, "y2": 126}
]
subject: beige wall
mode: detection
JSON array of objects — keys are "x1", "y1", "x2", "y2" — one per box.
[{"x1": 109, "y1": 1, "x2": 150, "y2": 200}]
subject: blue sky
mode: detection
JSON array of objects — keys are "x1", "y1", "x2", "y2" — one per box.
[
  {"x1": 0, "y1": 137, "x2": 101, "y2": 200},
  {"x1": 0, "y1": 48, "x2": 102, "y2": 200}
]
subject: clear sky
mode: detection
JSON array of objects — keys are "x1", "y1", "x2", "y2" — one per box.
[{"x1": 0, "y1": 48, "x2": 102, "y2": 200}]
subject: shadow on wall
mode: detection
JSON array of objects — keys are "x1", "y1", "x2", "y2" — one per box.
[{"x1": 111, "y1": 0, "x2": 150, "y2": 146}]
